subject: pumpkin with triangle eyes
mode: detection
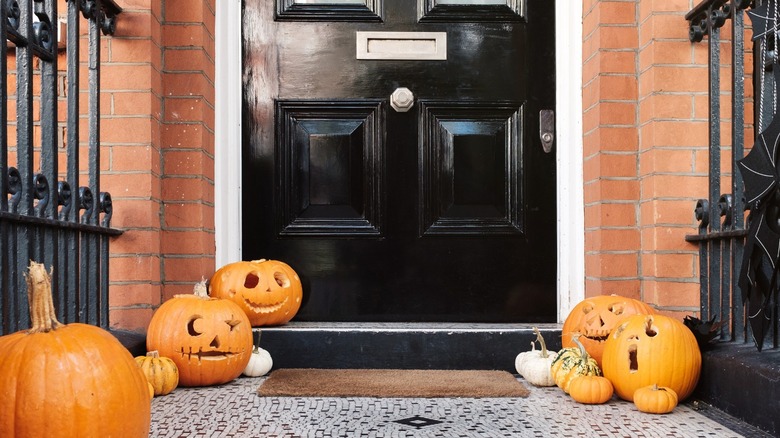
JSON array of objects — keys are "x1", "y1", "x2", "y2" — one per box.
[
  {"x1": 209, "y1": 259, "x2": 303, "y2": 326},
  {"x1": 561, "y1": 295, "x2": 655, "y2": 367},
  {"x1": 146, "y1": 281, "x2": 253, "y2": 387}
]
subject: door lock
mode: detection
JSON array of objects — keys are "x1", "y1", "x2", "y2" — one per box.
[{"x1": 539, "y1": 109, "x2": 555, "y2": 153}]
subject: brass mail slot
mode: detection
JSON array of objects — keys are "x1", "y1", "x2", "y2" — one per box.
[{"x1": 356, "y1": 32, "x2": 447, "y2": 61}]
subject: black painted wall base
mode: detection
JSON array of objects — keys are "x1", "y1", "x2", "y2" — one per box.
[
  {"x1": 257, "y1": 323, "x2": 563, "y2": 372},
  {"x1": 694, "y1": 343, "x2": 780, "y2": 436},
  {"x1": 110, "y1": 329, "x2": 147, "y2": 357}
]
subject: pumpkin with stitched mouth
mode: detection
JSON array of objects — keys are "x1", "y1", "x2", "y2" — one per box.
[
  {"x1": 561, "y1": 295, "x2": 655, "y2": 367},
  {"x1": 209, "y1": 259, "x2": 303, "y2": 326},
  {"x1": 146, "y1": 281, "x2": 253, "y2": 387}
]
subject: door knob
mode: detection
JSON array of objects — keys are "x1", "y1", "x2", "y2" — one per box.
[{"x1": 391, "y1": 87, "x2": 414, "y2": 112}]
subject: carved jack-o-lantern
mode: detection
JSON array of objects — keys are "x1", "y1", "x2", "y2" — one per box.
[
  {"x1": 561, "y1": 295, "x2": 655, "y2": 367},
  {"x1": 209, "y1": 259, "x2": 302, "y2": 326},
  {"x1": 146, "y1": 282, "x2": 253, "y2": 387},
  {"x1": 602, "y1": 314, "x2": 701, "y2": 401}
]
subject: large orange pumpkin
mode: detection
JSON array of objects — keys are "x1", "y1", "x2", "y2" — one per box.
[
  {"x1": 209, "y1": 259, "x2": 303, "y2": 326},
  {"x1": 0, "y1": 262, "x2": 151, "y2": 437},
  {"x1": 561, "y1": 295, "x2": 655, "y2": 367},
  {"x1": 146, "y1": 281, "x2": 253, "y2": 386},
  {"x1": 602, "y1": 314, "x2": 701, "y2": 401}
]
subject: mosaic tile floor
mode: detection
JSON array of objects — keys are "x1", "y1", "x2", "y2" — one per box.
[{"x1": 149, "y1": 376, "x2": 772, "y2": 438}]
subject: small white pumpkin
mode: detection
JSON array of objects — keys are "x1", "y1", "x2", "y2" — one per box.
[
  {"x1": 242, "y1": 335, "x2": 273, "y2": 377},
  {"x1": 515, "y1": 326, "x2": 557, "y2": 387}
]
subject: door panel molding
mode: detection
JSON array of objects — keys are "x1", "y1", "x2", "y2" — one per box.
[
  {"x1": 276, "y1": 0, "x2": 383, "y2": 22},
  {"x1": 276, "y1": 100, "x2": 386, "y2": 237},
  {"x1": 418, "y1": 0, "x2": 524, "y2": 22},
  {"x1": 418, "y1": 100, "x2": 524, "y2": 236}
]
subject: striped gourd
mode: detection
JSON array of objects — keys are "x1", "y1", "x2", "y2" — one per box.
[{"x1": 550, "y1": 333, "x2": 601, "y2": 393}]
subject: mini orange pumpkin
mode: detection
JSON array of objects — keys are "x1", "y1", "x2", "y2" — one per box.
[
  {"x1": 209, "y1": 259, "x2": 303, "y2": 326},
  {"x1": 602, "y1": 314, "x2": 701, "y2": 401},
  {"x1": 146, "y1": 281, "x2": 253, "y2": 387},
  {"x1": 0, "y1": 262, "x2": 151, "y2": 437},
  {"x1": 568, "y1": 375, "x2": 614, "y2": 404},
  {"x1": 561, "y1": 295, "x2": 655, "y2": 367},
  {"x1": 633, "y1": 384, "x2": 678, "y2": 414}
]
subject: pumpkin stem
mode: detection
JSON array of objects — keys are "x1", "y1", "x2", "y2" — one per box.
[
  {"x1": 253, "y1": 331, "x2": 263, "y2": 353},
  {"x1": 532, "y1": 326, "x2": 550, "y2": 356},
  {"x1": 147, "y1": 351, "x2": 161, "y2": 358},
  {"x1": 570, "y1": 333, "x2": 591, "y2": 360},
  {"x1": 193, "y1": 278, "x2": 209, "y2": 298},
  {"x1": 25, "y1": 261, "x2": 63, "y2": 334}
]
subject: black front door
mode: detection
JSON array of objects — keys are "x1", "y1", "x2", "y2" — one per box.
[{"x1": 242, "y1": 0, "x2": 556, "y2": 322}]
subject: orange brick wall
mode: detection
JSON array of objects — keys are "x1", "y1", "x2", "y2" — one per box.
[
  {"x1": 637, "y1": 1, "x2": 705, "y2": 318},
  {"x1": 583, "y1": 0, "x2": 718, "y2": 318},
  {"x1": 583, "y1": 0, "x2": 643, "y2": 303},
  {"x1": 104, "y1": 0, "x2": 165, "y2": 331},
  {"x1": 105, "y1": 0, "x2": 217, "y2": 331}
]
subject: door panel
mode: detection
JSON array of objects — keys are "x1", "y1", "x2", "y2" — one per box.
[
  {"x1": 276, "y1": 100, "x2": 384, "y2": 237},
  {"x1": 242, "y1": 0, "x2": 556, "y2": 322},
  {"x1": 419, "y1": 101, "x2": 523, "y2": 236}
]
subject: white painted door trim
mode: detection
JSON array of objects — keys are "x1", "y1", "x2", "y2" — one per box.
[
  {"x1": 215, "y1": 0, "x2": 584, "y2": 322},
  {"x1": 554, "y1": 1, "x2": 585, "y2": 321}
]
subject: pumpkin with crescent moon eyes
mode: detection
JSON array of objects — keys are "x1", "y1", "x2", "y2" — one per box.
[{"x1": 146, "y1": 281, "x2": 253, "y2": 387}]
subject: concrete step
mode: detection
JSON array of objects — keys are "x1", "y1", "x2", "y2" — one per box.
[
  {"x1": 256, "y1": 322, "x2": 563, "y2": 371},
  {"x1": 694, "y1": 342, "x2": 780, "y2": 436}
]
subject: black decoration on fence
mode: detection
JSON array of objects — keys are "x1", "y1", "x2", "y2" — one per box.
[
  {"x1": 736, "y1": 66, "x2": 780, "y2": 351},
  {"x1": 737, "y1": 1, "x2": 780, "y2": 351}
]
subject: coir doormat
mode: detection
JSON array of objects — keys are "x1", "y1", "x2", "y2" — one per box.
[{"x1": 256, "y1": 369, "x2": 529, "y2": 398}]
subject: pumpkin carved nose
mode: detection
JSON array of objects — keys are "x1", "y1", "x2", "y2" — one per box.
[{"x1": 210, "y1": 336, "x2": 220, "y2": 349}]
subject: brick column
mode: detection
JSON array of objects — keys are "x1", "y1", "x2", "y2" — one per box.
[
  {"x1": 636, "y1": 1, "x2": 708, "y2": 317},
  {"x1": 105, "y1": 2, "x2": 165, "y2": 330},
  {"x1": 583, "y1": 0, "x2": 642, "y2": 300},
  {"x1": 159, "y1": 0, "x2": 216, "y2": 302},
  {"x1": 105, "y1": 0, "x2": 216, "y2": 331}
]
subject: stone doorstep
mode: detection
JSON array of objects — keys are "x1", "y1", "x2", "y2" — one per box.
[{"x1": 257, "y1": 322, "x2": 562, "y2": 371}]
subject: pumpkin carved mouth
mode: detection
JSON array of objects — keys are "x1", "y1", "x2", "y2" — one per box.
[
  {"x1": 244, "y1": 297, "x2": 289, "y2": 314},
  {"x1": 181, "y1": 347, "x2": 241, "y2": 362},
  {"x1": 582, "y1": 333, "x2": 610, "y2": 342}
]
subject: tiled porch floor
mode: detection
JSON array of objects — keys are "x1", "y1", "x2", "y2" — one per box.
[{"x1": 149, "y1": 376, "x2": 771, "y2": 437}]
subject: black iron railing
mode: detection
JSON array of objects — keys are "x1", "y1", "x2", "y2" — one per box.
[
  {"x1": 685, "y1": 0, "x2": 779, "y2": 350},
  {"x1": 1, "y1": 0, "x2": 121, "y2": 335}
]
